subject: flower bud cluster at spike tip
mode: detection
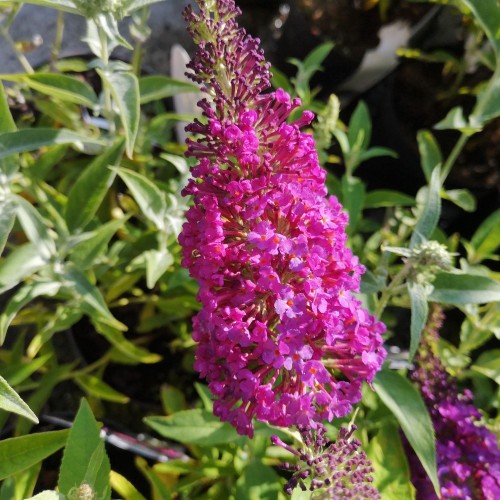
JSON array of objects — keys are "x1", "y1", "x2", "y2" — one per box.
[
  {"x1": 272, "y1": 424, "x2": 380, "y2": 498},
  {"x1": 407, "y1": 306, "x2": 500, "y2": 499},
  {"x1": 179, "y1": 0, "x2": 386, "y2": 436}
]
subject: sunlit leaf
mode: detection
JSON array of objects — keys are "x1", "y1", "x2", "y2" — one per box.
[
  {"x1": 0, "y1": 73, "x2": 98, "y2": 108},
  {"x1": 0, "y1": 129, "x2": 103, "y2": 159},
  {"x1": 0, "y1": 430, "x2": 69, "y2": 481},
  {"x1": 0, "y1": 375, "x2": 38, "y2": 423},
  {"x1": 65, "y1": 138, "x2": 125, "y2": 232},
  {"x1": 98, "y1": 70, "x2": 139, "y2": 157},
  {"x1": 144, "y1": 409, "x2": 241, "y2": 446},
  {"x1": 59, "y1": 399, "x2": 111, "y2": 500},
  {"x1": 374, "y1": 369, "x2": 439, "y2": 496},
  {"x1": 430, "y1": 272, "x2": 500, "y2": 304},
  {"x1": 410, "y1": 167, "x2": 441, "y2": 248}
]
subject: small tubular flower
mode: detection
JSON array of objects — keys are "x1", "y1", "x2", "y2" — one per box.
[{"x1": 179, "y1": 0, "x2": 386, "y2": 436}]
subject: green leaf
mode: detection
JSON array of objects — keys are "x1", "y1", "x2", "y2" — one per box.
[
  {"x1": 0, "y1": 81, "x2": 18, "y2": 183},
  {"x1": 235, "y1": 460, "x2": 283, "y2": 500},
  {"x1": 0, "y1": 82, "x2": 16, "y2": 134},
  {"x1": 145, "y1": 249, "x2": 174, "y2": 289},
  {"x1": 0, "y1": 129, "x2": 104, "y2": 159},
  {"x1": 374, "y1": 369, "x2": 439, "y2": 496},
  {"x1": 3, "y1": 353, "x2": 52, "y2": 386},
  {"x1": 75, "y1": 375, "x2": 130, "y2": 403},
  {"x1": 14, "y1": 195, "x2": 56, "y2": 260},
  {"x1": 125, "y1": 0, "x2": 166, "y2": 12},
  {"x1": 0, "y1": 0, "x2": 79, "y2": 13},
  {"x1": 442, "y1": 189, "x2": 476, "y2": 212},
  {"x1": 430, "y1": 272, "x2": 500, "y2": 305},
  {"x1": 69, "y1": 218, "x2": 127, "y2": 269},
  {"x1": 417, "y1": 130, "x2": 442, "y2": 183},
  {"x1": 462, "y1": 0, "x2": 500, "y2": 54},
  {"x1": 194, "y1": 382, "x2": 214, "y2": 411},
  {"x1": 366, "y1": 423, "x2": 415, "y2": 500},
  {"x1": 114, "y1": 167, "x2": 166, "y2": 229},
  {"x1": 469, "y1": 209, "x2": 500, "y2": 263},
  {"x1": 0, "y1": 243, "x2": 46, "y2": 293},
  {"x1": 364, "y1": 190, "x2": 415, "y2": 208},
  {"x1": 98, "y1": 70, "x2": 139, "y2": 158},
  {"x1": 408, "y1": 282, "x2": 429, "y2": 360},
  {"x1": 359, "y1": 146, "x2": 397, "y2": 163},
  {"x1": 144, "y1": 409, "x2": 241, "y2": 446},
  {"x1": 0, "y1": 73, "x2": 98, "y2": 108},
  {"x1": 0, "y1": 375, "x2": 38, "y2": 423},
  {"x1": 0, "y1": 430, "x2": 69, "y2": 481},
  {"x1": 109, "y1": 471, "x2": 146, "y2": 500},
  {"x1": 471, "y1": 349, "x2": 500, "y2": 385},
  {"x1": 348, "y1": 101, "x2": 371, "y2": 153},
  {"x1": 410, "y1": 167, "x2": 441, "y2": 248},
  {"x1": 160, "y1": 385, "x2": 186, "y2": 416},
  {"x1": 341, "y1": 175, "x2": 365, "y2": 234},
  {"x1": 65, "y1": 138, "x2": 125, "y2": 232},
  {"x1": 0, "y1": 281, "x2": 61, "y2": 345},
  {"x1": 0, "y1": 197, "x2": 16, "y2": 257},
  {"x1": 434, "y1": 107, "x2": 479, "y2": 134},
  {"x1": 58, "y1": 399, "x2": 111, "y2": 500},
  {"x1": 139, "y1": 76, "x2": 198, "y2": 104},
  {"x1": 61, "y1": 267, "x2": 126, "y2": 331},
  {"x1": 15, "y1": 364, "x2": 75, "y2": 436},
  {"x1": 94, "y1": 322, "x2": 161, "y2": 364}
]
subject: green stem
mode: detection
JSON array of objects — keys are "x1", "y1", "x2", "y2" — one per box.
[
  {"x1": 440, "y1": 132, "x2": 469, "y2": 184},
  {"x1": 98, "y1": 23, "x2": 116, "y2": 137},
  {"x1": 50, "y1": 10, "x2": 65, "y2": 71},
  {"x1": 0, "y1": 23, "x2": 34, "y2": 74},
  {"x1": 375, "y1": 260, "x2": 413, "y2": 319}
]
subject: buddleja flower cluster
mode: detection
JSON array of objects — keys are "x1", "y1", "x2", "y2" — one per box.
[
  {"x1": 179, "y1": 0, "x2": 386, "y2": 437},
  {"x1": 272, "y1": 424, "x2": 380, "y2": 498},
  {"x1": 408, "y1": 306, "x2": 500, "y2": 499}
]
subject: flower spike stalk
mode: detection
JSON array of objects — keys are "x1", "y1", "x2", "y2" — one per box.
[{"x1": 179, "y1": 0, "x2": 386, "y2": 436}]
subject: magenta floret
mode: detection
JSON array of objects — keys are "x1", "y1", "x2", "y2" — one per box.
[{"x1": 179, "y1": 0, "x2": 386, "y2": 436}]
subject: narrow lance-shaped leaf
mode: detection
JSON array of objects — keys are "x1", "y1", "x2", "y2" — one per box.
[
  {"x1": 408, "y1": 282, "x2": 429, "y2": 360},
  {"x1": 0, "y1": 197, "x2": 16, "y2": 257},
  {"x1": 98, "y1": 70, "x2": 139, "y2": 158},
  {"x1": 410, "y1": 166, "x2": 441, "y2": 249},
  {"x1": 58, "y1": 399, "x2": 111, "y2": 500},
  {"x1": 417, "y1": 130, "x2": 442, "y2": 183},
  {"x1": 0, "y1": 375, "x2": 38, "y2": 423},
  {"x1": 114, "y1": 167, "x2": 166, "y2": 229},
  {"x1": 65, "y1": 138, "x2": 125, "y2": 232},
  {"x1": 429, "y1": 272, "x2": 500, "y2": 305},
  {"x1": 374, "y1": 369, "x2": 439, "y2": 496},
  {"x1": 61, "y1": 266, "x2": 126, "y2": 331},
  {"x1": 0, "y1": 129, "x2": 104, "y2": 159},
  {"x1": 468, "y1": 209, "x2": 500, "y2": 263},
  {"x1": 0, "y1": 281, "x2": 61, "y2": 345},
  {"x1": 14, "y1": 195, "x2": 56, "y2": 260},
  {"x1": 69, "y1": 217, "x2": 128, "y2": 269},
  {"x1": 139, "y1": 75, "x2": 199, "y2": 104},
  {"x1": 0, "y1": 81, "x2": 18, "y2": 178},
  {"x1": 75, "y1": 374, "x2": 130, "y2": 404},
  {"x1": 0, "y1": 73, "x2": 98, "y2": 108},
  {"x1": 94, "y1": 322, "x2": 161, "y2": 364},
  {"x1": 0, "y1": 430, "x2": 69, "y2": 481},
  {"x1": 347, "y1": 101, "x2": 372, "y2": 155},
  {"x1": 144, "y1": 409, "x2": 241, "y2": 447},
  {"x1": 0, "y1": 0, "x2": 79, "y2": 13}
]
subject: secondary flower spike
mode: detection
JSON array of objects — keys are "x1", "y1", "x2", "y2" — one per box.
[
  {"x1": 179, "y1": 0, "x2": 386, "y2": 436},
  {"x1": 408, "y1": 306, "x2": 500, "y2": 499}
]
